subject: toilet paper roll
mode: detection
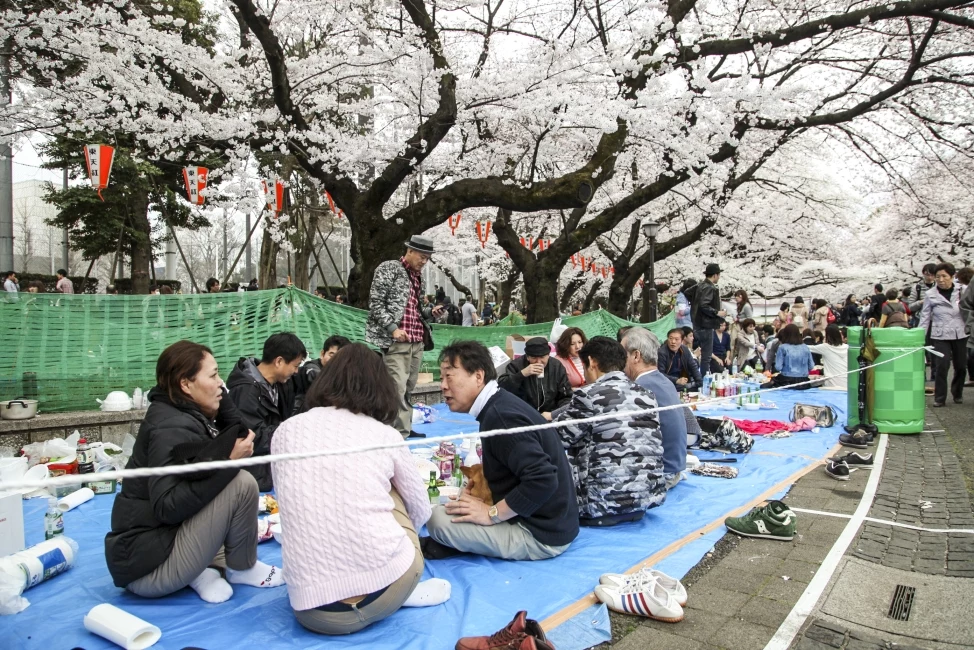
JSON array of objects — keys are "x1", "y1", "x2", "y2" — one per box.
[
  {"x1": 84, "y1": 604, "x2": 162, "y2": 650},
  {"x1": 58, "y1": 487, "x2": 94, "y2": 512}
]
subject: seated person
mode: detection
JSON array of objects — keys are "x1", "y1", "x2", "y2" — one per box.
[
  {"x1": 554, "y1": 326, "x2": 588, "y2": 388},
  {"x1": 657, "y1": 328, "x2": 703, "y2": 391},
  {"x1": 497, "y1": 336, "x2": 573, "y2": 419},
  {"x1": 427, "y1": 341, "x2": 579, "y2": 560},
  {"x1": 682, "y1": 326, "x2": 701, "y2": 364},
  {"x1": 272, "y1": 344, "x2": 445, "y2": 635},
  {"x1": 622, "y1": 328, "x2": 689, "y2": 490},
  {"x1": 293, "y1": 335, "x2": 351, "y2": 411},
  {"x1": 554, "y1": 336, "x2": 666, "y2": 526},
  {"x1": 105, "y1": 341, "x2": 285, "y2": 603},
  {"x1": 767, "y1": 324, "x2": 814, "y2": 389},
  {"x1": 227, "y1": 332, "x2": 307, "y2": 490}
]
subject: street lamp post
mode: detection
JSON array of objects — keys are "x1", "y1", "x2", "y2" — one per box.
[{"x1": 641, "y1": 220, "x2": 659, "y2": 322}]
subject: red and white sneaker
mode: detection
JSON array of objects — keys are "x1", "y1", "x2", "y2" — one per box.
[
  {"x1": 598, "y1": 569, "x2": 687, "y2": 606},
  {"x1": 595, "y1": 577, "x2": 684, "y2": 623}
]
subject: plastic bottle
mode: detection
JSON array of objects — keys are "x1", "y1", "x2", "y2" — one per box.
[
  {"x1": 6, "y1": 536, "x2": 79, "y2": 590},
  {"x1": 44, "y1": 497, "x2": 64, "y2": 540},
  {"x1": 731, "y1": 359, "x2": 739, "y2": 376},
  {"x1": 755, "y1": 356, "x2": 764, "y2": 373},
  {"x1": 701, "y1": 374, "x2": 712, "y2": 398}
]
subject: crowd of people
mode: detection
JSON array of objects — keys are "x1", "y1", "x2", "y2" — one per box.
[{"x1": 66, "y1": 239, "x2": 974, "y2": 637}]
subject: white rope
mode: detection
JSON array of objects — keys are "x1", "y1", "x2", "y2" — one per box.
[
  {"x1": 789, "y1": 507, "x2": 974, "y2": 535},
  {"x1": 0, "y1": 345, "x2": 933, "y2": 493}
]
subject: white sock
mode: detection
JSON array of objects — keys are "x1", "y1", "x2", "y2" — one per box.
[
  {"x1": 226, "y1": 560, "x2": 286, "y2": 588},
  {"x1": 189, "y1": 568, "x2": 233, "y2": 603},
  {"x1": 402, "y1": 578, "x2": 451, "y2": 607}
]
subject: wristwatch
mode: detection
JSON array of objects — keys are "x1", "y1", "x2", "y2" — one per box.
[{"x1": 488, "y1": 505, "x2": 502, "y2": 525}]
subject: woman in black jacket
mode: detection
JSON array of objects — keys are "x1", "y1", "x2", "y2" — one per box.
[
  {"x1": 840, "y1": 294, "x2": 861, "y2": 327},
  {"x1": 105, "y1": 341, "x2": 285, "y2": 603}
]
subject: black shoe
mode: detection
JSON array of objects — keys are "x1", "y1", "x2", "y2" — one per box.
[
  {"x1": 420, "y1": 536, "x2": 463, "y2": 560},
  {"x1": 839, "y1": 431, "x2": 870, "y2": 449},
  {"x1": 859, "y1": 423, "x2": 879, "y2": 435},
  {"x1": 832, "y1": 451, "x2": 874, "y2": 466},
  {"x1": 954, "y1": 397, "x2": 963, "y2": 405},
  {"x1": 933, "y1": 401, "x2": 946, "y2": 408},
  {"x1": 825, "y1": 460, "x2": 850, "y2": 481}
]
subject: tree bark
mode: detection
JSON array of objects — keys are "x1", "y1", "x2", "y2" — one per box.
[
  {"x1": 433, "y1": 261, "x2": 474, "y2": 298},
  {"x1": 128, "y1": 193, "x2": 153, "y2": 295},
  {"x1": 497, "y1": 266, "x2": 520, "y2": 317},
  {"x1": 258, "y1": 226, "x2": 279, "y2": 289},
  {"x1": 582, "y1": 279, "x2": 603, "y2": 314},
  {"x1": 559, "y1": 274, "x2": 587, "y2": 312}
]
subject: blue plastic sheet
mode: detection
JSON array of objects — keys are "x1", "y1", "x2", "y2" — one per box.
[{"x1": 3, "y1": 389, "x2": 846, "y2": 650}]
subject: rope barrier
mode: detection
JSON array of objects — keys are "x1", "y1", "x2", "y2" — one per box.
[{"x1": 0, "y1": 345, "x2": 934, "y2": 493}]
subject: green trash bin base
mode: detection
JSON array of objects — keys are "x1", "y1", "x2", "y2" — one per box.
[{"x1": 847, "y1": 328, "x2": 926, "y2": 435}]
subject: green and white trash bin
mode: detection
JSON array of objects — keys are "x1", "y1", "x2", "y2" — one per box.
[{"x1": 846, "y1": 327, "x2": 926, "y2": 434}]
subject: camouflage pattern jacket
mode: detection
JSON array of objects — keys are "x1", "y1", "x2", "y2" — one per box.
[
  {"x1": 365, "y1": 259, "x2": 426, "y2": 349},
  {"x1": 553, "y1": 371, "x2": 666, "y2": 519}
]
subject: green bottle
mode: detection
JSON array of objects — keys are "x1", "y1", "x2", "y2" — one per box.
[
  {"x1": 427, "y1": 471, "x2": 440, "y2": 505},
  {"x1": 452, "y1": 453, "x2": 463, "y2": 488}
]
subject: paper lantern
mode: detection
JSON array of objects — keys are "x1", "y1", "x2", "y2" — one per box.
[
  {"x1": 448, "y1": 213, "x2": 462, "y2": 236},
  {"x1": 262, "y1": 176, "x2": 285, "y2": 216},
  {"x1": 182, "y1": 166, "x2": 208, "y2": 206},
  {"x1": 83, "y1": 144, "x2": 114, "y2": 201},
  {"x1": 476, "y1": 220, "x2": 491, "y2": 248},
  {"x1": 570, "y1": 254, "x2": 578, "y2": 268}
]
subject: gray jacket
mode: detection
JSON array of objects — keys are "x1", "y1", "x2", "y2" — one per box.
[
  {"x1": 961, "y1": 282, "x2": 974, "y2": 349},
  {"x1": 365, "y1": 259, "x2": 427, "y2": 349},
  {"x1": 918, "y1": 286, "x2": 967, "y2": 341}
]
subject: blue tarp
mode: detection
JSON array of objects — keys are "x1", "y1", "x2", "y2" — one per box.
[{"x1": 4, "y1": 389, "x2": 847, "y2": 650}]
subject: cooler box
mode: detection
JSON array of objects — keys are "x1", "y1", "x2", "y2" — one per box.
[{"x1": 846, "y1": 327, "x2": 925, "y2": 434}]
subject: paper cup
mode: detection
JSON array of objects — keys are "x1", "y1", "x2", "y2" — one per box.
[
  {"x1": 84, "y1": 604, "x2": 162, "y2": 650},
  {"x1": 58, "y1": 487, "x2": 94, "y2": 512}
]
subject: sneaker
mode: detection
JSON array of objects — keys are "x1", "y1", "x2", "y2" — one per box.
[
  {"x1": 599, "y1": 569, "x2": 688, "y2": 606},
  {"x1": 594, "y1": 578, "x2": 685, "y2": 623},
  {"x1": 825, "y1": 460, "x2": 850, "y2": 481},
  {"x1": 838, "y1": 430, "x2": 871, "y2": 449},
  {"x1": 831, "y1": 452, "x2": 873, "y2": 466},
  {"x1": 724, "y1": 500, "x2": 796, "y2": 541},
  {"x1": 455, "y1": 611, "x2": 552, "y2": 650}
]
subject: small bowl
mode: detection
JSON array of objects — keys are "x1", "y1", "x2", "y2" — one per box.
[
  {"x1": 270, "y1": 523, "x2": 283, "y2": 544},
  {"x1": 438, "y1": 486, "x2": 460, "y2": 504}
]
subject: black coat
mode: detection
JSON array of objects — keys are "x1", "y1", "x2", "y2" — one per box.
[
  {"x1": 104, "y1": 388, "x2": 242, "y2": 587},
  {"x1": 226, "y1": 357, "x2": 296, "y2": 491},
  {"x1": 686, "y1": 279, "x2": 723, "y2": 330},
  {"x1": 292, "y1": 359, "x2": 323, "y2": 412},
  {"x1": 657, "y1": 344, "x2": 703, "y2": 391},
  {"x1": 497, "y1": 356, "x2": 574, "y2": 414},
  {"x1": 477, "y1": 388, "x2": 579, "y2": 547}
]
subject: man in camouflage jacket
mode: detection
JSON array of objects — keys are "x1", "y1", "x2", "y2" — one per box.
[{"x1": 553, "y1": 336, "x2": 666, "y2": 525}]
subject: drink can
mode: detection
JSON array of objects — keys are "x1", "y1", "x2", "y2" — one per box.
[{"x1": 436, "y1": 455, "x2": 453, "y2": 481}]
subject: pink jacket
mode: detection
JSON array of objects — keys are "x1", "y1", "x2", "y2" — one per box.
[{"x1": 271, "y1": 407, "x2": 432, "y2": 611}]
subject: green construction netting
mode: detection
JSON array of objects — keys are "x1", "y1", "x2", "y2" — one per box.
[{"x1": 0, "y1": 288, "x2": 675, "y2": 413}]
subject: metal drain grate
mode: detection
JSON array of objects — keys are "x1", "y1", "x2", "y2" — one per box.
[{"x1": 887, "y1": 585, "x2": 916, "y2": 621}]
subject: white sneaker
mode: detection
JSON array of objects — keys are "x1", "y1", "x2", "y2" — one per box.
[
  {"x1": 598, "y1": 569, "x2": 687, "y2": 606},
  {"x1": 594, "y1": 578, "x2": 684, "y2": 622}
]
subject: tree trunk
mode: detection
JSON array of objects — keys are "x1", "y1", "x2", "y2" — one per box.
[
  {"x1": 433, "y1": 261, "x2": 474, "y2": 298},
  {"x1": 345, "y1": 210, "x2": 405, "y2": 308},
  {"x1": 290, "y1": 205, "x2": 318, "y2": 291},
  {"x1": 523, "y1": 265, "x2": 561, "y2": 323},
  {"x1": 128, "y1": 194, "x2": 153, "y2": 295},
  {"x1": 498, "y1": 267, "x2": 520, "y2": 317},
  {"x1": 560, "y1": 274, "x2": 586, "y2": 313},
  {"x1": 258, "y1": 227, "x2": 279, "y2": 289},
  {"x1": 582, "y1": 279, "x2": 603, "y2": 313}
]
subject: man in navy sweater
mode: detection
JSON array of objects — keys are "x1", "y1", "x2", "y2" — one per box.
[{"x1": 426, "y1": 341, "x2": 579, "y2": 560}]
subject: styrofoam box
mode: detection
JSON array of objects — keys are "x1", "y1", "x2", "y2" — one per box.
[{"x1": 0, "y1": 490, "x2": 26, "y2": 556}]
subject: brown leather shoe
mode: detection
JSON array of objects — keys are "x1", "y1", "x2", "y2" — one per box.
[{"x1": 455, "y1": 611, "x2": 553, "y2": 650}]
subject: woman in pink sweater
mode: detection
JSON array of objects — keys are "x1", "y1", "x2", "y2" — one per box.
[{"x1": 271, "y1": 344, "x2": 437, "y2": 635}]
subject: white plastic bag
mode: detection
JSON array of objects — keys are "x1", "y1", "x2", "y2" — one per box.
[
  {"x1": 549, "y1": 317, "x2": 567, "y2": 343},
  {"x1": 411, "y1": 404, "x2": 436, "y2": 425}
]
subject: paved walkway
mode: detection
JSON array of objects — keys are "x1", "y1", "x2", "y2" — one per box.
[{"x1": 596, "y1": 391, "x2": 974, "y2": 650}]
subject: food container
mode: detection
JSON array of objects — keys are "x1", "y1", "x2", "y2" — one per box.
[
  {"x1": 87, "y1": 478, "x2": 117, "y2": 495},
  {"x1": 438, "y1": 486, "x2": 461, "y2": 505},
  {"x1": 97, "y1": 391, "x2": 133, "y2": 412},
  {"x1": 1, "y1": 399, "x2": 38, "y2": 420},
  {"x1": 47, "y1": 459, "x2": 79, "y2": 498}
]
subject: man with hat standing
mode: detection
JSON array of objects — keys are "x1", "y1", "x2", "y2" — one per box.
[
  {"x1": 366, "y1": 235, "x2": 442, "y2": 436},
  {"x1": 687, "y1": 263, "x2": 727, "y2": 379},
  {"x1": 498, "y1": 336, "x2": 574, "y2": 419}
]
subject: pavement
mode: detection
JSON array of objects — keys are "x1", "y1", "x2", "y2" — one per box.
[{"x1": 594, "y1": 376, "x2": 974, "y2": 650}]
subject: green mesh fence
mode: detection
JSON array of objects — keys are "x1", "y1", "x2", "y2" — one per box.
[{"x1": 0, "y1": 288, "x2": 675, "y2": 413}]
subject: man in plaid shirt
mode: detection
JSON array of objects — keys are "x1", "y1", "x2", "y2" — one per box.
[{"x1": 366, "y1": 235, "x2": 442, "y2": 436}]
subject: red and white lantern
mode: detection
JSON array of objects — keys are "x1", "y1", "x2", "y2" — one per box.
[
  {"x1": 570, "y1": 254, "x2": 578, "y2": 268},
  {"x1": 83, "y1": 144, "x2": 114, "y2": 201},
  {"x1": 262, "y1": 176, "x2": 285, "y2": 216},
  {"x1": 182, "y1": 166, "x2": 208, "y2": 206},
  {"x1": 448, "y1": 213, "x2": 462, "y2": 236},
  {"x1": 476, "y1": 220, "x2": 492, "y2": 248}
]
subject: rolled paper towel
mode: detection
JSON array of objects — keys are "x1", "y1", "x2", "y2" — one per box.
[
  {"x1": 58, "y1": 487, "x2": 94, "y2": 512},
  {"x1": 84, "y1": 604, "x2": 162, "y2": 650}
]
